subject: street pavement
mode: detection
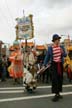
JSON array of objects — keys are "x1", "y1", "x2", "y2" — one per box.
[{"x1": 0, "y1": 78, "x2": 72, "y2": 108}]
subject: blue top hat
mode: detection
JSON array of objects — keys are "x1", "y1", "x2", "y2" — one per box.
[{"x1": 52, "y1": 34, "x2": 61, "y2": 42}]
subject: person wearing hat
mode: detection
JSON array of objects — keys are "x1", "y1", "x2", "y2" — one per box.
[
  {"x1": 9, "y1": 45, "x2": 23, "y2": 84},
  {"x1": 43, "y1": 34, "x2": 67, "y2": 102}
]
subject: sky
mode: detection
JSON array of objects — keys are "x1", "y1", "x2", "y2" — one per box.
[{"x1": 0, "y1": 0, "x2": 72, "y2": 45}]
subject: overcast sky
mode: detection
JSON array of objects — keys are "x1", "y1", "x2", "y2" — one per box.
[{"x1": 0, "y1": 0, "x2": 72, "y2": 45}]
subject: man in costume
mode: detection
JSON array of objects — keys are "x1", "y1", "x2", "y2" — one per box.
[{"x1": 43, "y1": 34, "x2": 67, "y2": 102}]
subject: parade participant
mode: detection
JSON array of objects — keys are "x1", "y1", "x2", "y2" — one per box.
[
  {"x1": 0, "y1": 58, "x2": 3, "y2": 79},
  {"x1": 23, "y1": 47, "x2": 36, "y2": 77},
  {"x1": 36, "y1": 51, "x2": 46, "y2": 83},
  {"x1": 1, "y1": 55, "x2": 7, "y2": 81},
  {"x1": 9, "y1": 46, "x2": 23, "y2": 84},
  {"x1": 43, "y1": 34, "x2": 67, "y2": 102},
  {"x1": 23, "y1": 66, "x2": 37, "y2": 93},
  {"x1": 23, "y1": 47, "x2": 37, "y2": 93},
  {"x1": 6, "y1": 57, "x2": 11, "y2": 78},
  {"x1": 64, "y1": 50, "x2": 72, "y2": 82}
]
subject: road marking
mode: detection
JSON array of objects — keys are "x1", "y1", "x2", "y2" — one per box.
[
  {"x1": 0, "y1": 90, "x2": 24, "y2": 93},
  {"x1": 0, "y1": 84, "x2": 72, "y2": 93},
  {"x1": 38, "y1": 84, "x2": 72, "y2": 89},
  {"x1": 0, "y1": 87, "x2": 25, "y2": 90},
  {"x1": 0, "y1": 84, "x2": 72, "y2": 90},
  {"x1": 0, "y1": 92, "x2": 72, "y2": 102}
]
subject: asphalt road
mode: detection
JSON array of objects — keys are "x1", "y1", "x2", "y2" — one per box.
[{"x1": 0, "y1": 78, "x2": 72, "y2": 108}]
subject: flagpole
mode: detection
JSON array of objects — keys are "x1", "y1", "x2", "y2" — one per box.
[{"x1": 23, "y1": 10, "x2": 27, "y2": 51}]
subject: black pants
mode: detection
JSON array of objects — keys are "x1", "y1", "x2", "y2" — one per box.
[{"x1": 51, "y1": 61, "x2": 63, "y2": 94}]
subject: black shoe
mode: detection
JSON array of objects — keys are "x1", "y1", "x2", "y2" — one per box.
[
  {"x1": 69, "y1": 79, "x2": 71, "y2": 83},
  {"x1": 52, "y1": 95, "x2": 59, "y2": 102},
  {"x1": 1, "y1": 79, "x2": 6, "y2": 82},
  {"x1": 45, "y1": 80, "x2": 49, "y2": 83},
  {"x1": 28, "y1": 89, "x2": 33, "y2": 93},
  {"x1": 33, "y1": 86, "x2": 36, "y2": 90},
  {"x1": 58, "y1": 94, "x2": 63, "y2": 99},
  {"x1": 26, "y1": 85, "x2": 29, "y2": 90},
  {"x1": 17, "y1": 81, "x2": 21, "y2": 84},
  {"x1": 13, "y1": 82, "x2": 17, "y2": 85}
]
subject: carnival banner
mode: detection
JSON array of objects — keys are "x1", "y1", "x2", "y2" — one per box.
[{"x1": 16, "y1": 15, "x2": 34, "y2": 39}]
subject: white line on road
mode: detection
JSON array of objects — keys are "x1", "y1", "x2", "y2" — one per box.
[
  {"x1": 0, "y1": 92, "x2": 72, "y2": 102},
  {"x1": 0, "y1": 90, "x2": 24, "y2": 93},
  {"x1": 0, "y1": 84, "x2": 72, "y2": 90},
  {"x1": 0, "y1": 84, "x2": 72, "y2": 93}
]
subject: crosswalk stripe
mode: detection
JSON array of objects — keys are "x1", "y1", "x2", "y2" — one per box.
[
  {"x1": 0, "y1": 90, "x2": 24, "y2": 93},
  {"x1": 0, "y1": 84, "x2": 72, "y2": 93},
  {"x1": 0, "y1": 84, "x2": 72, "y2": 90},
  {"x1": 0, "y1": 91, "x2": 72, "y2": 102}
]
